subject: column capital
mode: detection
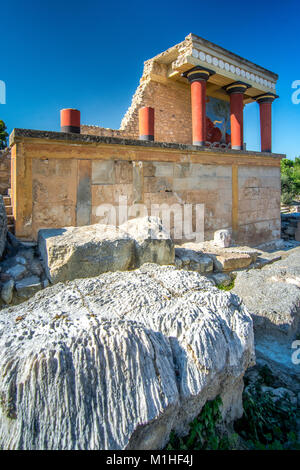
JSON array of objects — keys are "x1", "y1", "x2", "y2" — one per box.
[
  {"x1": 254, "y1": 92, "x2": 278, "y2": 104},
  {"x1": 182, "y1": 66, "x2": 215, "y2": 83},
  {"x1": 224, "y1": 81, "x2": 251, "y2": 95}
]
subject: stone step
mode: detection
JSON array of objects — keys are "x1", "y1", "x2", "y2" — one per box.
[
  {"x1": 5, "y1": 205, "x2": 12, "y2": 215},
  {"x1": 3, "y1": 196, "x2": 11, "y2": 206},
  {"x1": 6, "y1": 214, "x2": 14, "y2": 225}
]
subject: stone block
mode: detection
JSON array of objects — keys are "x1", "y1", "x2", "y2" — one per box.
[
  {"x1": 115, "y1": 161, "x2": 133, "y2": 184},
  {"x1": 38, "y1": 224, "x2": 135, "y2": 284},
  {"x1": 1, "y1": 279, "x2": 14, "y2": 304},
  {"x1": 92, "y1": 160, "x2": 115, "y2": 184},
  {"x1": 212, "y1": 253, "x2": 253, "y2": 272},
  {"x1": 214, "y1": 229, "x2": 232, "y2": 248},
  {"x1": 15, "y1": 275, "x2": 42, "y2": 299}
]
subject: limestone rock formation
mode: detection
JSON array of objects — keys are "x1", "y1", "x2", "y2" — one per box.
[
  {"x1": 0, "y1": 195, "x2": 7, "y2": 260},
  {"x1": 232, "y1": 249, "x2": 300, "y2": 392},
  {"x1": 120, "y1": 216, "x2": 174, "y2": 267},
  {"x1": 0, "y1": 265, "x2": 254, "y2": 450},
  {"x1": 233, "y1": 251, "x2": 300, "y2": 338},
  {"x1": 38, "y1": 224, "x2": 135, "y2": 284}
]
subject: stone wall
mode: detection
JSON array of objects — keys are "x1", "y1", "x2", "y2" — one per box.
[
  {"x1": 120, "y1": 67, "x2": 193, "y2": 143},
  {"x1": 10, "y1": 130, "x2": 283, "y2": 246},
  {"x1": 237, "y1": 166, "x2": 281, "y2": 245},
  {"x1": 80, "y1": 125, "x2": 133, "y2": 139},
  {"x1": 0, "y1": 149, "x2": 11, "y2": 196}
]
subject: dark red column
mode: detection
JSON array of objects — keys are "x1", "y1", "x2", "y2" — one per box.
[
  {"x1": 60, "y1": 108, "x2": 81, "y2": 134},
  {"x1": 255, "y1": 93, "x2": 278, "y2": 152},
  {"x1": 184, "y1": 67, "x2": 215, "y2": 146},
  {"x1": 225, "y1": 82, "x2": 250, "y2": 150},
  {"x1": 139, "y1": 106, "x2": 155, "y2": 141}
]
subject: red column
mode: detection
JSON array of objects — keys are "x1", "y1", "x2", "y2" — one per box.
[
  {"x1": 255, "y1": 94, "x2": 277, "y2": 152},
  {"x1": 139, "y1": 107, "x2": 155, "y2": 141},
  {"x1": 60, "y1": 108, "x2": 80, "y2": 134},
  {"x1": 184, "y1": 67, "x2": 215, "y2": 146},
  {"x1": 225, "y1": 82, "x2": 250, "y2": 150},
  {"x1": 190, "y1": 80, "x2": 207, "y2": 146}
]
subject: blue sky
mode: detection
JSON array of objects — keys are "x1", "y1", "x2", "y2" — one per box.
[{"x1": 1, "y1": 0, "x2": 299, "y2": 158}]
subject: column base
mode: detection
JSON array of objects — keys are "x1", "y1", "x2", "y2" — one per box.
[
  {"x1": 193, "y1": 141, "x2": 205, "y2": 146},
  {"x1": 139, "y1": 135, "x2": 154, "y2": 141},
  {"x1": 61, "y1": 125, "x2": 80, "y2": 134},
  {"x1": 231, "y1": 145, "x2": 243, "y2": 150}
]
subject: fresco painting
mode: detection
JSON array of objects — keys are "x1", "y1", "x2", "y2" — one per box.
[{"x1": 206, "y1": 96, "x2": 231, "y2": 145}]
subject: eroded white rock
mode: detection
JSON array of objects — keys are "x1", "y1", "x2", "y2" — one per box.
[{"x1": 0, "y1": 265, "x2": 254, "y2": 450}]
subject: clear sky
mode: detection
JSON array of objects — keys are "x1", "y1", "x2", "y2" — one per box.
[{"x1": 1, "y1": 0, "x2": 299, "y2": 158}]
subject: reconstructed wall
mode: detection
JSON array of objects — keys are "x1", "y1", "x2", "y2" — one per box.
[
  {"x1": 10, "y1": 130, "x2": 283, "y2": 246},
  {"x1": 82, "y1": 60, "x2": 230, "y2": 145}
]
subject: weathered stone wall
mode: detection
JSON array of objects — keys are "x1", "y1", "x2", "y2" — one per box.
[
  {"x1": 80, "y1": 125, "x2": 133, "y2": 139},
  {"x1": 120, "y1": 70, "x2": 193, "y2": 144},
  {"x1": 9, "y1": 130, "x2": 283, "y2": 246},
  {"x1": 237, "y1": 166, "x2": 281, "y2": 245},
  {"x1": 0, "y1": 149, "x2": 11, "y2": 196}
]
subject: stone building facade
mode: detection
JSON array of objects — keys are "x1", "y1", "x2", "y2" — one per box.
[{"x1": 9, "y1": 34, "x2": 284, "y2": 245}]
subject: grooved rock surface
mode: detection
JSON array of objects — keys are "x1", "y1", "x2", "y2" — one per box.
[
  {"x1": 0, "y1": 264, "x2": 254, "y2": 450},
  {"x1": 232, "y1": 250, "x2": 300, "y2": 393},
  {"x1": 232, "y1": 250, "x2": 300, "y2": 338},
  {"x1": 0, "y1": 195, "x2": 7, "y2": 260}
]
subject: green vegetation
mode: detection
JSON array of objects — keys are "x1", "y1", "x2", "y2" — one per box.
[
  {"x1": 165, "y1": 367, "x2": 300, "y2": 450},
  {"x1": 216, "y1": 279, "x2": 235, "y2": 291},
  {"x1": 166, "y1": 396, "x2": 239, "y2": 450},
  {"x1": 0, "y1": 120, "x2": 8, "y2": 150},
  {"x1": 281, "y1": 157, "x2": 300, "y2": 204},
  {"x1": 235, "y1": 384, "x2": 299, "y2": 450}
]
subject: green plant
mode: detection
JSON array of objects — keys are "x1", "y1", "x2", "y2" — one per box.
[
  {"x1": 235, "y1": 384, "x2": 300, "y2": 450},
  {"x1": 165, "y1": 396, "x2": 239, "y2": 450},
  {"x1": 0, "y1": 120, "x2": 8, "y2": 150},
  {"x1": 259, "y1": 364, "x2": 275, "y2": 386},
  {"x1": 281, "y1": 158, "x2": 300, "y2": 204},
  {"x1": 216, "y1": 280, "x2": 235, "y2": 291}
]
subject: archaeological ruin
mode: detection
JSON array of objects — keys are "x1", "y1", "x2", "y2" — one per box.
[{"x1": 7, "y1": 33, "x2": 284, "y2": 245}]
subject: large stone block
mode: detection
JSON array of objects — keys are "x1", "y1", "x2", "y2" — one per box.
[
  {"x1": 38, "y1": 224, "x2": 135, "y2": 283},
  {"x1": 0, "y1": 265, "x2": 254, "y2": 449},
  {"x1": 38, "y1": 218, "x2": 174, "y2": 283},
  {"x1": 92, "y1": 160, "x2": 115, "y2": 184}
]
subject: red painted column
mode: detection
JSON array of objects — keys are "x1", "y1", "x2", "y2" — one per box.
[
  {"x1": 139, "y1": 106, "x2": 155, "y2": 141},
  {"x1": 255, "y1": 94, "x2": 277, "y2": 152},
  {"x1": 190, "y1": 80, "x2": 207, "y2": 146},
  {"x1": 184, "y1": 67, "x2": 215, "y2": 146},
  {"x1": 225, "y1": 82, "x2": 250, "y2": 150},
  {"x1": 60, "y1": 108, "x2": 81, "y2": 133}
]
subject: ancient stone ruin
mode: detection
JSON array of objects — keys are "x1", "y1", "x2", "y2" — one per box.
[
  {"x1": 0, "y1": 34, "x2": 298, "y2": 451},
  {"x1": 4, "y1": 33, "x2": 283, "y2": 247}
]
